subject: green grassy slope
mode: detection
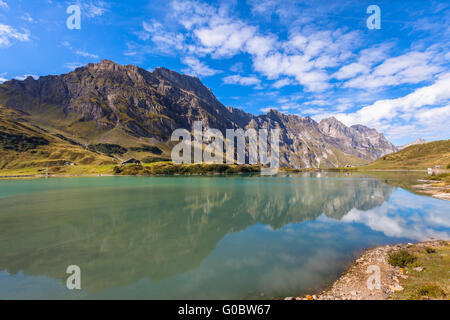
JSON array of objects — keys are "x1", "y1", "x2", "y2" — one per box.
[
  {"x1": 362, "y1": 140, "x2": 450, "y2": 170},
  {"x1": 0, "y1": 105, "x2": 117, "y2": 172}
]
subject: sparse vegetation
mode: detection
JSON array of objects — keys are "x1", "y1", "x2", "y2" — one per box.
[
  {"x1": 88, "y1": 143, "x2": 127, "y2": 155},
  {"x1": 363, "y1": 139, "x2": 450, "y2": 170},
  {"x1": 414, "y1": 284, "x2": 446, "y2": 299},
  {"x1": 113, "y1": 163, "x2": 261, "y2": 176},
  {"x1": 392, "y1": 242, "x2": 450, "y2": 300},
  {"x1": 388, "y1": 250, "x2": 417, "y2": 267},
  {"x1": 0, "y1": 131, "x2": 49, "y2": 151},
  {"x1": 129, "y1": 145, "x2": 163, "y2": 154},
  {"x1": 141, "y1": 156, "x2": 170, "y2": 164},
  {"x1": 424, "y1": 247, "x2": 436, "y2": 254},
  {"x1": 427, "y1": 173, "x2": 450, "y2": 184}
]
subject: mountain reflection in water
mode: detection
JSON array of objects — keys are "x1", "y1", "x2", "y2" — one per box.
[{"x1": 0, "y1": 174, "x2": 448, "y2": 299}]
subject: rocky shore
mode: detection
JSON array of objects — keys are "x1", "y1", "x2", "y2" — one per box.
[
  {"x1": 413, "y1": 180, "x2": 450, "y2": 201},
  {"x1": 285, "y1": 240, "x2": 449, "y2": 300}
]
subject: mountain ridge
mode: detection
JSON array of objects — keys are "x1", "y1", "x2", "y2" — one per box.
[
  {"x1": 397, "y1": 139, "x2": 427, "y2": 150},
  {"x1": 0, "y1": 60, "x2": 398, "y2": 169}
]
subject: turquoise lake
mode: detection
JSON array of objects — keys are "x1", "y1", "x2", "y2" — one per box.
[{"x1": 0, "y1": 173, "x2": 449, "y2": 299}]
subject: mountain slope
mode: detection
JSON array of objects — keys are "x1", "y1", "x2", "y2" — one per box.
[
  {"x1": 0, "y1": 105, "x2": 115, "y2": 170},
  {"x1": 397, "y1": 139, "x2": 427, "y2": 150},
  {"x1": 0, "y1": 60, "x2": 397, "y2": 169},
  {"x1": 363, "y1": 140, "x2": 450, "y2": 170},
  {"x1": 319, "y1": 117, "x2": 397, "y2": 160}
]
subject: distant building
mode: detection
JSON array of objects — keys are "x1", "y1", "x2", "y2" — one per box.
[
  {"x1": 121, "y1": 158, "x2": 141, "y2": 165},
  {"x1": 428, "y1": 166, "x2": 442, "y2": 175}
]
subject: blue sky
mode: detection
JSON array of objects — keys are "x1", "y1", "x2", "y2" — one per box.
[{"x1": 0, "y1": 0, "x2": 449, "y2": 145}]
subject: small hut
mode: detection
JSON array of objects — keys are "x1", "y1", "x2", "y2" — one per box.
[{"x1": 121, "y1": 158, "x2": 141, "y2": 165}]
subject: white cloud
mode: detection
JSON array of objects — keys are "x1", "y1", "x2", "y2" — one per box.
[
  {"x1": 61, "y1": 41, "x2": 72, "y2": 49},
  {"x1": 14, "y1": 74, "x2": 38, "y2": 81},
  {"x1": 245, "y1": 35, "x2": 276, "y2": 57},
  {"x1": 152, "y1": 1, "x2": 362, "y2": 92},
  {"x1": 0, "y1": 1, "x2": 8, "y2": 9},
  {"x1": 272, "y1": 78, "x2": 293, "y2": 88},
  {"x1": 230, "y1": 62, "x2": 244, "y2": 73},
  {"x1": 21, "y1": 13, "x2": 33, "y2": 22},
  {"x1": 83, "y1": 1, "x2": 108, "y2": 18},
  {"x1": 61, "y1": 41, "x2": 98, "y2": 60},
  {"x1": 136, "y1": 0, "x2": 450, "y2": 141},
  {"x1": 0, "y1": 71, "x2": 7, "y2": 83},
  {"x1": 333, "y1": 63, "x2": 369, "y2": 80},
  {"x1": 336, "y1": 73, "x2": 450, "y2": 126},
  {"x1": 75, "y1": 50, "x2": 99, "y2": 59},
  {"x1": 302, "y1": 99, "x2": 328, "y2": 107},
  {"x1": 342, "y1": 196, "x2": 450, "y2": 241},
  {"x1": 142, "y1": 21, "x2": 186, "y2": 54},
  {"x1": 223, "y1": 74, "x2": 261, "y2": 87},
  {"x1": 415, "y1": 104, "x2": 450, "y2": 124},
  {"x1": 182, "y1": 56, "x2": 220, "y2": 77},
  {"x1": 64, "y1": 62, "x2": 84, "y2": 70},
  {"x1": 260, "y1": 107, "x2": 280, "y2": 113},
  {"x1": 334, "y1": 73, "x2": 450, "y2": 142},
  {"x1": 0, "y1": 24, "x2": 30, "y2": 48},
  {"x1": 343, "y1": 51, "x2": 443, "y2": 89},
  {"x1": 194, "y1": 22, "x2": 257, "y2": 58},
  {"x1": 248, "y1": 0, "x2": 277, "y2": 15}
]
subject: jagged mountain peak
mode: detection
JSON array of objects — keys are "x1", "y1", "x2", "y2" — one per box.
[
  {"x1": 319, "y1": 116, "x2": 351, "y2": 134},
  {"x1": 350, "y1": 123, "x2": 375, "y2": 132},
  {"x1": 85, "y1": 59, "x2": 128, "y2": 72},
  {"x1": 0, "y1": 60, "x2": 398, "y2": 168},
  {"x1": 152, "y1": 66, "x2": 216, "y2": 103},
  {"x1": 321, "y1": 116, "x2": 339, "y2": 123}
]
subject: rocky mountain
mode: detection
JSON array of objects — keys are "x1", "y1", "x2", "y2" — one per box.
[
  {"x1": 0, "y1": 60, "x2": 397, "y2": 168},
  {"x1": 319, "y1": 117, "x2": 398, "y2": 160},
  {"x1": 397, "y1": 139, "x2": 427, "y2": 150}
]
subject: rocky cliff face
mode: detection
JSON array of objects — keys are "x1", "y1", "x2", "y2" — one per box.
[
  {"x1": 0, "y1": 60, "x2": 397, "y2": 168},
  {"x1": 319, "y1": 117, "x2": 398, "y2": 160}
]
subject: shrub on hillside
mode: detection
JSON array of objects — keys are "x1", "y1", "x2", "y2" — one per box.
[
  {"x1": 88, "y1": 143, "x2": 127, "y2": 155},
  {"x1": 129, "y1": 145, "x2": 163, "y2": 154},
  {"x1": 0, "y1": 131, "x2": 49, "y2": 151},
  {"x1": 388, "y1": 250, "x2": 417, "y2": 267},
  {"x1": 415, "y1": 284, "x2": 446, "y2": 299},
  {"x1": 424, "y1": 247, "x2": 436, "y2": 254},
  {"x1": 113, "y1": 163, "x2": 261, "y2": 175},
  {"x1": 141, "y1": 156, "x2": 170, "y2": 164}
]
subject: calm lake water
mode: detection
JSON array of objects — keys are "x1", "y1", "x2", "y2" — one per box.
[{"x1": 0, "y1": 173, "x2": 449, "y2": 299}]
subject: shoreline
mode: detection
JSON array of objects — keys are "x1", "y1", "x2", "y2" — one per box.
[
  {"x1": 1, "y1": 168, "x2": 448, "y2": 201},
  {"x1": 285, "y1": 240, "x2": 450, "y2": 300},
  {"x1": 0, "y1": 167, "x2": 428, "y2": 179},
  {"x1": 413, "y1": 179, "x2": 450, "y2": 201}
]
